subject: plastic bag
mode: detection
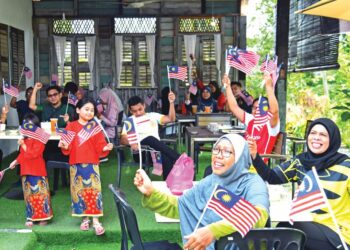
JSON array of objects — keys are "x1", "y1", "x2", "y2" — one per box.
[{"x1": 165, "y1": 153, "x2": 194, "y2": 195}]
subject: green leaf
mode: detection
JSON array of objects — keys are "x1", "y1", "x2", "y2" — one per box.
[
  {"x1": 341, "y1": 112, "x2": 350, "y2": 121},
  {"x1": 332, "y1": 106, "x2": 350, "y2": 110}
]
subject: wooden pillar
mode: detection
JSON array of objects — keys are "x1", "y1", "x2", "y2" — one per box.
[{"x1": 275, "y1": 0, "x2": 290, "y2": 132}]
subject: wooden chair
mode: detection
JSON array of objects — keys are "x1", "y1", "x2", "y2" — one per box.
[{"x1": 215, "y1": 228, "x2": 306, "y2": 250}]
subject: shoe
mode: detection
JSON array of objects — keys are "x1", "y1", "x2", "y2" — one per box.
[
  {"x1": 25, "y1": 220, "x2": 33, "y2": 228},
  {"x1": 99, "y1": 157, "x2": 109, "y2": 163},
  {"x1": 80, "y1": 218, "x2": 90, "y2": 231},
  {"x1": 93, "y1": 222, "x2": 105, "y2": 236}
]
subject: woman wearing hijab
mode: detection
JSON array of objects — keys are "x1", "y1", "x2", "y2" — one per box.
[
  {"x1": 198, "y1": 86, "x2": 218, "y2": 113},
  {"x1": 98, "y1": 87, "x2": 124, "y2": 141},
  {"x1": 134, "y1": 134, "x2": 269, "y2": 250},
  {"x1": 208, "y1": 81, "x2": 226, "y2": 111},
  {"x1": 248, "y1": 118, "x2": 350, "y2": 250}
]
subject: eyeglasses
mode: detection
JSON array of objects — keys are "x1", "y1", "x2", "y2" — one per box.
[
  {"x1": 47, "y1": 92, "x2": 59, "y2": 98},
  {"x1": 212, "y1": 147, "x2": 233, "y2": 158}
]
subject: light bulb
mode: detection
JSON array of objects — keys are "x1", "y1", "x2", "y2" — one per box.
[{"x1": 210, "y1": 17, "x2": 216, "y2": 27}]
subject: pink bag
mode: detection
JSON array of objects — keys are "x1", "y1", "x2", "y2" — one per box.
[{"x1": 166, "y1": 153, "x2": 194, "y2": 195}]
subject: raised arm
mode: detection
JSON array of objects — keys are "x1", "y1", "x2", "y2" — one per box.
[
  {"x1": 264, "y1": 74, "x2": 279, "y2": 128},
  {"x1": 161, "y1": 91, "x2": 176, "y2": 124},
  {"x1": 29, "y1": 82, "x2": 42, "y2": 111},
  {"x1": 222, "y1": 74, "x2": 245, "y2": 122}
]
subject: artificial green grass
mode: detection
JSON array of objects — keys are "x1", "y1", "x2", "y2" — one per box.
[{"x1": 0, "y1": 148, "x2": 210, "y2": 249}]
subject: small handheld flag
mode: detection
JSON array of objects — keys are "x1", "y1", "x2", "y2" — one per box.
[
  {"x1": 168, "y1": 66, "x2": 188, "y2": 81},
  {"x1": 20, "y1": 122, "x2": 50, "y2": 144},
  {"x1": 238, "y1": 90, "x2": 254, "y2": 106},
  {"x1": 252, "y1": 96, "x2": 271, "y2": 132},
  {"x1": 124, "y1": 117, "x2": 138, "y2": 145},
  {"x1": 189, "y1": 80, "x2": 198, "y2": 95},
  {"x1": 289, "y1": 169, "x2": 327, "y2": 224},
  {"x1": 207, "y1": 185, "x2": 261, "y2": 237},
  {"x1": 226, "y1": 47, "x2": 260, "y2": 75},
  {"x1": 77, "y1": 119, "x2": 102, "y2": 145},
  {"x1": 68, "y1": 93, "x2": 78, "y2": 106},
  {"x1": 2, "y1": 80, "x2": 19, "y2": 98},
  {"x1": 56, "y1": 128, "x2": 76, "y2": 146},
  {"x1": 151, "y1": 151, "x2": 163, "y2": 176},
  {"x1": 23, "y1": 67, "x2": 32, "y2": 79}
]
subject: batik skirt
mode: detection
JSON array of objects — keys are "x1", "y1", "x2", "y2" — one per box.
[
  {"x1": 22, "y1": 176, "x2": 53, "y2": 221},
  {"x1": 70, "y1": 163, "x2": 103, "y2": 217}
]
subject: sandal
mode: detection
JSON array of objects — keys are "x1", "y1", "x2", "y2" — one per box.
[
  {"x1": 25, "y1": 220, "x2": 33, "y2": 228},
  {"x1": 93, "y1": 222, "x2": 105, "y2": 236},
  {"x1": 80, "y1": 219, "x2": 90, "y2": 231}
]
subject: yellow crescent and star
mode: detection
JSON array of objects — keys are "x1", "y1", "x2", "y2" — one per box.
[{"x1": 214, "y1": 189, "x2": 232, "y2": 203}]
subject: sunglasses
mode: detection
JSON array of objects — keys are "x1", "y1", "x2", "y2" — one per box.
[{"x1": 47, "y1": 92, "x2": 59, "y2": 98}]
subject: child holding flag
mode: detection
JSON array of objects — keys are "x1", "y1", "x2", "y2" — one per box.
[
  {"x1": 58, "y1": 98, "x2": 113, "y2": 236},
  {"x1": 248, "y1": 118, "x2": 350, "y2": 250},
  {"x1": 9, "y1": 113, "x2": 53, "y2": 227},
  {"x1": 134, "y1": 134, "x2": 269, "y2": 249}
]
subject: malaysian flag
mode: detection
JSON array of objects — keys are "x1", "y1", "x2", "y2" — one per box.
[
  {"x1": 226, "y1": 47, "x2": 260, "y2": 75},
  {"x1": 289, "y1": 168, "x2": 327, "y2": 224},
  {"x1": 20, "y1": 122, "x2": 50, "y2": 144},
  {"x1": 151, "y1": 151, "x2": 163, "y2": 176},
  {"x1": 23, "y1": 66, "x2": 32, "y2": 79},
  {"x1": 260, "y1": 55, "x2": 280, "y2": 87},
  {"x1": 124, "y1": 117, "x2": 138, "y2": 145},
  {"x1": 2, "y1": 79, "x2": 19, "y2": 97},
  {"x1": 253, "y1": 96, "x2": 272, "y2": 131},
  {"x1": 207, "y1": 185, "x2": 261, "y2": 237},
  {"x1": 68, "y1": 93, "x2": 78, "y2": 106},
  {"x1": 77, "y1": 119, "x2": 102, "y2": 145},
  {"x1": 56, "y1": 128, "x2": 76, "y2": 146},
  {"x1": 238, "y1": 90, "x2": 254, "y2": 106},
  {"x1": 189, "y1": 80, "x2": 198, "y2": 95},
  {"x1": 168, "y1": 66, "x2": 188, "y2": 81}
]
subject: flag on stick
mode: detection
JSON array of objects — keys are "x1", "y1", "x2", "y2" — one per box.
[
  {"x1": 151, "y1": 151, "x2": 163, "y2": 176},
  {"x1": 226, "y1": 47, "x2": 260, "y2": 75},
  {"x1": 77, "y1": 119, "x2": 102, "y2": 145},
  {"x1": 20, "y1": 122, "x2": 50, "y2": 144},
  {"x1": 68, "y1": 92, "x2": 79, "y2": 106},
  {"x1": 56, "y1": 128, "x2": 76, "y2": 146},
  {"x1": 289, "y1": 169, "x2": 327, "y2": 224},
  {"x1": 3, "y1": 80, "x2": 19, "y2": 98},
  {"x1": 168, "y1": 66, "x2": 188, "y2": 81},
  {"x1": 124, "y1": 117, "x2": 138, "y2": 145},
  {"x1": 207, "y1": 185, "x2": 261, "y2": 237},
  {"x1": 23, "y1": 66, "x2": 32, "y2": 79}
]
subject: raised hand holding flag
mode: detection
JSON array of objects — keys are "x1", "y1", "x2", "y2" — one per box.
[
  {"x1": 2, "y1": 79, "x2": 19, "y2": 98},
  {"x1": 167, "y1": 66, "x2": 188, "y2": 81}
]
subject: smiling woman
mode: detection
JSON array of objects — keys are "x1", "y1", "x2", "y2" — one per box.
[{"x1": 249, "y1": 118, "x2": 350, "y2": 250}]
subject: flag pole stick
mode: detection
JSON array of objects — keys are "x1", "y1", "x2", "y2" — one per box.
[
  {"x1": 2, "y1": 78, "x2": 7, "y2": 105},
  {"x1": 225, "y1": 49, "x2": 230, "y2": 75},
  {"x1": 312, "y1": 167, "x2": 349, "y2": 250},
  {"x1": 65, "y1": 91, "x2": 70, "y2": 115},
  {"x1": 94, "y1": 116, "x2": 110, "y2": 144},
  {"x1": 18, "y1": 66, "x2": 25, "y2": 86},
  {"x1": 132, "y1": 116, "x2": 142, "y2": 169},
  {"x1": 193, "y1": 184, "x2": 218, "y2": 232},
  {"x1": 167, "y1": 65, "x2": 172, "y2": 92},
  {"x1": 251, "y1": 94, "x2": 261, "y2": 138}
]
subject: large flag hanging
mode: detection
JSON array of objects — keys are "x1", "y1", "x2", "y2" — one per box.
[
  {"x1": 2, "y1": 80, "x2": 19, "y2": 97},
  {"x1": 68, "y1": 93, "x2": 78, "y2": 106},
  {"x1": 207, "y1": 185, "x2": 261, "y2": 237},
  {"x1": 77, "y1": 119, "x2": 102, "y2": 145},
  {"x1": 168, "y1": 66, "x2": 188, "y2": 81},
  {"x1": 124, "y1": 117, "x2": 138, "y2": 145},
  {"x1": 226, "y1": 47, "x2": 260, "y2": 75},
  {"x1": 23, "y1": 66, "x2": 32, "y2": 79},
  {"x1": 20, "y1": 122, "x2": 50, "y2": 144},
  {"x1": 56, "y1": 128, "x2": 76, "y2": 146},
  {"x1": 289, "y1": 169, "x2": 327, "y2": 224}
]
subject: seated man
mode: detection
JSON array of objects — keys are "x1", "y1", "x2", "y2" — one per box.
[
  {"x1": 223, "y1": 74, "x2": 280, "y2": 161},
  {"x1": 120, "y1": 94, "x2": 180, "y2": 180}
]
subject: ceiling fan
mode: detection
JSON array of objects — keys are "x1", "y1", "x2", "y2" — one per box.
[{"x1": 119, "y1": 0, "x2": 162, "y2": 8}]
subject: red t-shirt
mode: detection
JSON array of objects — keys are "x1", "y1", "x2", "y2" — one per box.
[
  {"x1": 244, "y1": 112, "x2": 280, "y2": 156},
  {"x1": 61, "y1": 121, "x2": 109, "y2": 165},
  {"x1": 17, "y1": 138, "x2": 47, "y2": 177}
]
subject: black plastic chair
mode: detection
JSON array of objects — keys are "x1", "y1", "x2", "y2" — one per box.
[
  {"x1": 215, "y1": 228, "x2": 306, "y2": 250},
  {"x1": 109, "y1": 184, "x2": 182, "y2": 250}
]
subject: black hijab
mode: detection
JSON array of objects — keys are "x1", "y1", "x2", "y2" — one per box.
[{"x1": 298, "y1": 118, "x2": 349, "y2": 171}]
